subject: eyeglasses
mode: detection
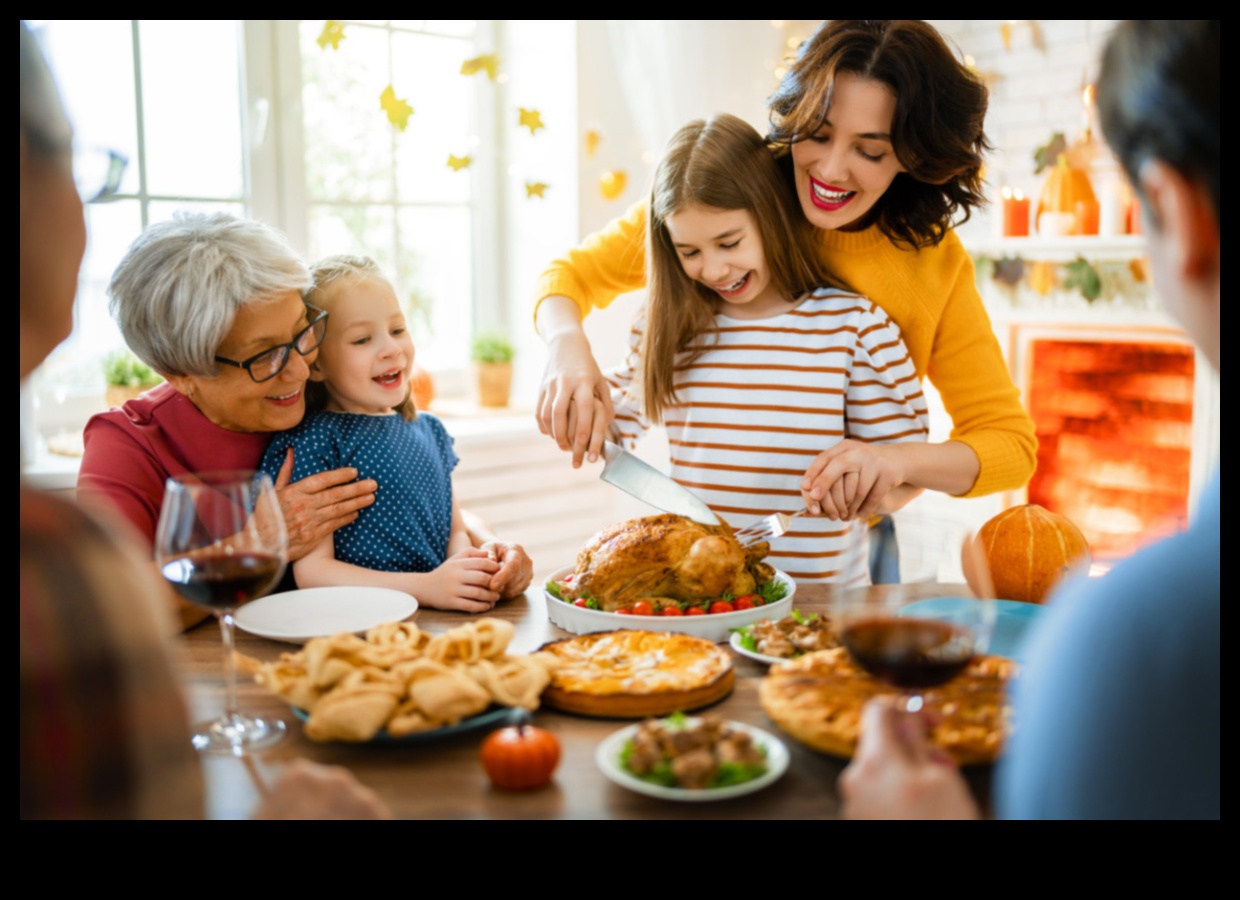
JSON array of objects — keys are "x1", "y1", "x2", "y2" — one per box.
[
  {"x1": 73, "y1": 145, "x2": 129, "y2": 203},
  {"x1": 214, "y1": 305, "x2": 329, "y2": 383}
]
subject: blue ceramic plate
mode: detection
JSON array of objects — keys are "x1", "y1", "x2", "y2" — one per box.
[
  {"x1": 291, "y1": 704, "x2": 524, "y2": 744},
  {"x1": 898, "y1": 597, "x2": 1045, "y2": 665}
]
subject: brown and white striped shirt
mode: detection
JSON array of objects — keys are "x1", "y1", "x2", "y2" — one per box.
[{"x1": 607, "y1": 288, "x2": 929, "y2": 584}]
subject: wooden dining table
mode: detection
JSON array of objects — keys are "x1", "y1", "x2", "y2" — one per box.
[{"x1": 180, "y1": 581, "x2": 995, "y2": 819}]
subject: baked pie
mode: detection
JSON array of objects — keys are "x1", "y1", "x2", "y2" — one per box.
[
  {"x1": 759, "y1": 648, "x2": 1015, "y2": 765},
  {"x1": 539, "y1": 629, "x2": 734, "y2": 718}
]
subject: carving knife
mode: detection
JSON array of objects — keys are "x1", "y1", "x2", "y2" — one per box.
[{"x1": 599, "y1": 440, "x2": 719, "y2": 526}]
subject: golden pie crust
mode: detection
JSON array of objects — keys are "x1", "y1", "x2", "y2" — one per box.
[
  {"x1": 539, "y1": 630, "x2": 734, "y2": 718},
  {"x1": 759, "y1": 648, "x2": 1015, "y2": 765}
]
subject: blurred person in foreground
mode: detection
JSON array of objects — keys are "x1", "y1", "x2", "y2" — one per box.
[
  {"x1": 839, "y1": 19, "x2": 1219, "y2": 820},
  {"x1": 20, "y1": 20, "x2": 390, "y2": 820}
]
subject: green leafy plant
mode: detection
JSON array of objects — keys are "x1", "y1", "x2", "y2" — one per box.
[
  {"x1": 471, "y1": 331, "x2": 514, "y2": 364},
  {"x1": 103, "y1": 350, "x2": 162, "y2": 388}
]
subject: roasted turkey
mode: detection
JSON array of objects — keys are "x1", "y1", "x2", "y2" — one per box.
[{"x1": 562, "y1": 513, "x2": 774, "y2": 612}]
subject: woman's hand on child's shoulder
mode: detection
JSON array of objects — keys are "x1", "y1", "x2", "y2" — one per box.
[
  {"x1": 801, "y1": 441, "x2": 907, "y2": 521},
  {"x1": 273, "y1": 448, "x2": 378, "y2": 560},
  {"x1": 419, "y1": 548, "x2": 502, "y2": 613},
  {"x1": 480, "y1": 541, "x2": 534, "y2": 599}
]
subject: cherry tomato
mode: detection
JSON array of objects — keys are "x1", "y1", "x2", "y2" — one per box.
[
  {"x1": 661, "y1": 605, "x2": 684, "y2": 617},
  {"x1": 573, "y1": 598, "x2": 590, "y2": 609},
  {"x1": 736, "y1": 593, "x2": 762, "y2": 607},
  {"x1": 708, "y1": 601, "x2": 735, "y2": 615},
  {"x1": 615, "y1": 608, "x2": 633, "y2": 615},
  {"x1": 632, "y1": 601, "x2": 655, "y2": 616},
  {"x1": 733, "y1": 596, "x2": 756, "y2": 611},
  {"x1": 685, "y1": 606, "x2": 707, "y2": 616}
]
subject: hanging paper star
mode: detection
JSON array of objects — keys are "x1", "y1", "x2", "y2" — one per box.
[
  {"x1": 584, "y1": 129, "x2": 602, "y2": 157},
  {"x1": 518, "y1": 108, "x2": 545, "y2": 136},
  {"x1": 999, "y1": 21, "x2": 1013, "y2": 52},
  {"x1": 447, "y1": 154, "x2": 473, "y2": 172},
  {"x1": 317, "y1": 20, "x2": 346, "y2": 51},
  {"x1": 380, "y1": 86, "x2": 413, "y2": 131},
  {"x1": 599, "y1": 170, "x2": 627, "y2": 200},
  {"x1": 460, "y1": 53, "x2": 500, "y2": 80},
  {"x1": 525, "y1": 181, "x2": 549, "y2": 199}
]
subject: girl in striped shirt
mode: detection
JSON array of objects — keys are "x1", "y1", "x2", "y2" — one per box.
[{"x1": 607, "y1": 114, "x2": 929, "y2": 583}]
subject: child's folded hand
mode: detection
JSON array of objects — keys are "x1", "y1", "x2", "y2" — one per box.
[
  {"x1": 424, "y1": 549, "x2": 502, "y2": 612},
  {"x1": 481, "y1": 541, "x2": 534, "y2": 599}
]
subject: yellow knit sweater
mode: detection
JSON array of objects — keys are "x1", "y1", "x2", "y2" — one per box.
[{"x1": 534, "y1": 201, "x2": 1036, "y2": 497}]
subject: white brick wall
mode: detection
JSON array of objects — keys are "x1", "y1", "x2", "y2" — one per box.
[{"x1": 929, "y1": 20, "x2": 1122, "y2": 245}]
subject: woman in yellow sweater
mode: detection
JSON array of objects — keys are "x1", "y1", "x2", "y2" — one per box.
[{"x1": 535, "y1": 20, "x2": 1035, "y2": 519}]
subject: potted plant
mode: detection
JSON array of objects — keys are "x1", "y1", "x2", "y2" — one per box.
[
  {"x1": 103, "y1": 349, "x2": 162, "y2": 408},
  {"x1": 470, "y1": 331, "x2": 514, "y2": 408}
]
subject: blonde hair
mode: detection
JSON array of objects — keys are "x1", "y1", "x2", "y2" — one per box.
[
  {"x1": 642, "y1": 114, "x2": 838, "y2": 423},
  {"x1": 305, "y1": 254, "x2": 416, "y2": 421}
]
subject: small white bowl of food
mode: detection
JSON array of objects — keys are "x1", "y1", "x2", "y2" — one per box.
[{"x1": 729, "y1": 609, "x2": 838, "y2": 665}]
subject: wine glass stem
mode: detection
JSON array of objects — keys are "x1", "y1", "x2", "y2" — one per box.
[{"x1": 219, "y1": 611, "x2": 239, "y2": 725}]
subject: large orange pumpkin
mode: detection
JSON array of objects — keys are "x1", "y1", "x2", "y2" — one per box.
[{"x1": 964, "y1": 504, "x2": 1091, "y2": 604}]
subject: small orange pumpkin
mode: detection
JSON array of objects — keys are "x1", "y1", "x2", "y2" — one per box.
[
  {"x1": 409, "y1": 363, "x2": 435, "y2": 411},
  {"x1": 1037, "y1": 154, "x2": 1097, "y2": 233},
  {"x1": 480, "y1": 724, "x2": 561, "y2": 790},
  {"x1": 964, "y1": 504, "x2": 1091, "y2": 605}
]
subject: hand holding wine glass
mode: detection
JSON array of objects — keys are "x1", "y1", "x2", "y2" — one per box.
[{"x1": 156, "y1": 469, "x2": 288, "y2": 754}]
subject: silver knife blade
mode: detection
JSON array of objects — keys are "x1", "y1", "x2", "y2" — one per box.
[{"x1": 599, "y1": 441, "x2": 719, "y2": 525}]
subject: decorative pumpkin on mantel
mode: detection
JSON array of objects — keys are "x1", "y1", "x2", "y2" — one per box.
[
  {"x1": 964, "y1": 504, "x2": 1091, "y2": 604},
  {"x1": 1037, "y1": 154, "x2": 1097, "y2": 236}
]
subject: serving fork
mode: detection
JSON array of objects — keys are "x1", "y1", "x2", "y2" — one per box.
[{"x1": 733, "y1": 507, "x2": 811, "y2": 548}]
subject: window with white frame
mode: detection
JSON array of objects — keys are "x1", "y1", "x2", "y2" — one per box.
[{"x1": 27, "y1": 19, "x2": 496, "y2": 434}]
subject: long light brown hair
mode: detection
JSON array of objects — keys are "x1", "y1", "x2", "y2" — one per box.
[
  {"x1": 304, "y1": 255, "x2": 417, "y2": 421},
  {"x1": 642, "y1": 113, "x2": 836, "y2": 424}
]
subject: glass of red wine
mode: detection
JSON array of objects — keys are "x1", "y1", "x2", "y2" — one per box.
[
  {"x1": 156, "y1": 469, "x2": 288, "y2": 755},
  {"x1": 834, "y1": 517, "x2": 995, "y2": 712}
]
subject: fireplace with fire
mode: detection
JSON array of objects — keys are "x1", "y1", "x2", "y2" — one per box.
[{"x1": 1014, "y1": 322, "x2": 1217, "y2": 569}]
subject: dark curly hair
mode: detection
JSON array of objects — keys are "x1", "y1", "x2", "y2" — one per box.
[{"x1": 768, "y1": 20, "x2": 991, "y2": 249}]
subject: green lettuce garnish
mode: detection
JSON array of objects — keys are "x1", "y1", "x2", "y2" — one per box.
[{"x1": 758, "y1": 578, "x2": 789, "y2": 605}]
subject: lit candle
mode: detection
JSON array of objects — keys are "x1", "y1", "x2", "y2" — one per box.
[
  {"x1": 1075, "y1": 198, "x2": 1100, "y2": 235},
  {"x1": 1002, "y1": 187, "x2": 1031, "y2": 237}
]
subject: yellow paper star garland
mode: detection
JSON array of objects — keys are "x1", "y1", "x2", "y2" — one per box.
[
  {"x1": 518, "y1": 108, "x2": 545, "y2": 136},
  {"x1": 599, "y1": 170, "x2": 627, "y2": 200},
  {"x1": 525, "y1": 181, "x2": 549, "y2": 199},
  {"x1": 584, "y1": 129, "x2": 602, "y2": 157},
  {"x1": 317, "y1": 20, "x2": 346, "y2": 51},
  {"x1": 447, "y1": 154, "x2": 473, "y2": 172},
  {"x1": 380, "y1": 86, "x2": 413, "y2": 131},
  {"x1": 460, "y1": 54, "x2": 500, "y2": 80}
]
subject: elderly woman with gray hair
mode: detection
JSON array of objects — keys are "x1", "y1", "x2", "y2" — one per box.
[{"x1": 78, "y1": 212, "x2": 378, "y2": 628}]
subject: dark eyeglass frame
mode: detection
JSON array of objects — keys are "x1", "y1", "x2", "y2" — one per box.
[
  {"x1": 213, "y1": 304, "x2": 329, "y2": 383},
  {"x1": 75, "y1": 146, "x2": 129, "y2": 204}
]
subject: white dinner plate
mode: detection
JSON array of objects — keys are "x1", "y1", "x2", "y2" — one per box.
[
  {"x1": 595, "y1": 719, "x2": 790, "y2": 802},
  {"x1": 233, "y1": 586, "x2": 418, "y2": 643}
]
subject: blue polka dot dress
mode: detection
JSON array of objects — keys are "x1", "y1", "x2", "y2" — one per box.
[{"x1": 261, "y1": 411, "x2": 458, "y2": 573}]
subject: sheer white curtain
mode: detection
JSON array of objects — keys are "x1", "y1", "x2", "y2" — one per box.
[{"x1": 604, "y1": 20, "x2": 781, "y2": 156}]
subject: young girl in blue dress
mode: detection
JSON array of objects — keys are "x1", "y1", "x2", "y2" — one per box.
[{"x1": 260, "y1": 256, "x2": 531, "y2": 612}]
